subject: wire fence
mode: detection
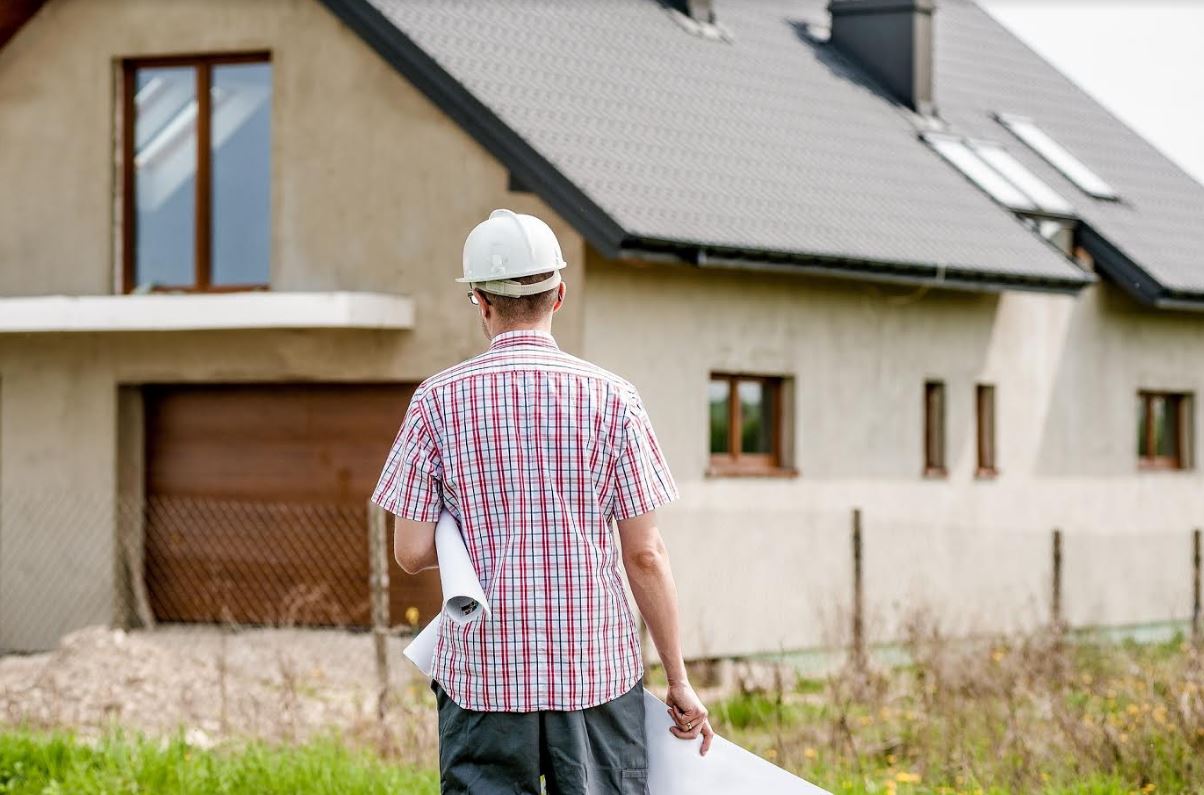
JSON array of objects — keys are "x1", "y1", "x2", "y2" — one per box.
[{"x1": 0, "y1": 493, "x2": 1200, "y2": 681}]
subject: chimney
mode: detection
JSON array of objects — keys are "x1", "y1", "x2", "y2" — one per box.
[
  {"x1": 828, "y1": 0, "x2": 935, "y2": 115},
  {"x1": 667, "y1": 0, "x2": 715, "y2": 24}
]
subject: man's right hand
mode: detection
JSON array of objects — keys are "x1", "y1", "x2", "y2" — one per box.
[{"x1": 665, "y1": 681, "x2": 715, "y2": 755}]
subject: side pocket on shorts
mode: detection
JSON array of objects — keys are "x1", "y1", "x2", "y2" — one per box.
[{"x1": 620, "y1": 768, "x2": 648, "y2": 795}]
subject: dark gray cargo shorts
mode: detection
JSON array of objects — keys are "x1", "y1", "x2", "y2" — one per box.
[{"x1": 431, "y1": 678, "x2": 648, "y2": 794}]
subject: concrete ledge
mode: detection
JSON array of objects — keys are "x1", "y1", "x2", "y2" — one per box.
[{"x1": 0, "y1": 291, "x2": 415, "y2": 332}]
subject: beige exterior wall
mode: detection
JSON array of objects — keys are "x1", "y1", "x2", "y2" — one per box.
[
  {"x1": 582, "y1": 255, "x2": 1204, "y2": 658},
  {"x1": 0, "y1": 0, "x2": 583, "y2": 651},
  {"x1": 0, "y1": 0, "x2": 1198, "y2": 658}
]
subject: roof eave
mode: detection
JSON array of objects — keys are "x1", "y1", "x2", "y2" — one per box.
[
  {"x1": 1078, "y1": 224, "x2": 1204, "y2": 311},
  {"x1": 317, "y1": 0, "x2": 629, "y2": 257},
  {"x1": 618, "y1": 239, "x2": 1092, "y2": 296}
]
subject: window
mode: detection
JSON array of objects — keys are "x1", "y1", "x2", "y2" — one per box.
[
  {"x1": 976, "y1": 384, "x2": 996, "y2": 476},
  {"x1": 122, "y1": 53, "x2": 272, "y2": 293},
  {"x1": 923, "y1": 132, "x2": 1074, "y2": 217},
  {"x1": 1137, "y1": 391, "x2": 1193, "y2": 470},
  {"x1": 924, "y1": 380, "x2": 946, "y2": 476},
  {"x1": 708, "y1": 374, "x2": 788, "y2": 475},
  {"x1": 995, "y1": 114, "x2": 1118, "y2": 200}
]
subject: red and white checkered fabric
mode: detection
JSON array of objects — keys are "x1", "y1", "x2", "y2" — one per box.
[{"x1": 372, "y1": 329, "x2": 678, "y2": 712}]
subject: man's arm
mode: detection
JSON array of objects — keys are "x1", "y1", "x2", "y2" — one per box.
[
  {"x1": 618, "y1": 510, "x2": 715, "y2": 755},
  {"x1": 394, "y1": 516, "x2": 437, "y2": 574}
]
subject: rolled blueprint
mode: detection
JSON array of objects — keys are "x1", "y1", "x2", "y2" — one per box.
[
  {"x1": 402, "y1": 511, "x2": 831, "y2": 795},
  {"x1": 433, "y1": 509, "x2": 489, "y2": 624}
]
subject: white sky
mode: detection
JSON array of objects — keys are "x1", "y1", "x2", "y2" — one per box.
[{"x1": 978, "y1": 0, "x2": 1204, "y2": 187}]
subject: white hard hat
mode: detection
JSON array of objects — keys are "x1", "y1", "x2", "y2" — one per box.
[{"x1": 457, "y1": 209, "x2": 567, "y2": 297}]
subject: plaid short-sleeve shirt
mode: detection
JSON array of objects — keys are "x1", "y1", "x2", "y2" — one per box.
[{"x1": 372, "y1": 329, "x2": 678, "y2": 712}]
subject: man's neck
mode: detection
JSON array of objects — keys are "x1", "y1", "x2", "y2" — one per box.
[{"x1": 489, "y1": 320, "x2": 553, "y2": 339}]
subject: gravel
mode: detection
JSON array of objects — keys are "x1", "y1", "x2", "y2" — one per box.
[{"x1": 0, "y1": 624, "x2": 438, "y2": 761}]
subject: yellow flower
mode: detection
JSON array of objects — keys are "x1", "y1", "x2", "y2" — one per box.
[
  {"x1": 765, "y1": 748, "x2": 778, "y2": 759},
  {"x1": 895, "y1": 771, "x2": 921, "y2": 784},
  {"x1": 405, "y1": 606, "x2": 420, "y2": 626},
  {"x1": 1141, "y1": 784, "x2": 1156, "y2": 793},
  {"x1": 803, "y1": 747, "x2": 817, "y2": 760}
]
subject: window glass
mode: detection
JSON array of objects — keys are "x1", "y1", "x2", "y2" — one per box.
[
  {"x1": 925, "y1": 134, "x2": 1037, "y2": 212},
  {"x1": 1152, "y1": 395, "x2": 1178, "y2": 459},
  {"x1": 738, "y1": 380, "x2": 772, "y2": 454},
  {"x1": 1137, "y1": 395, "x2": 1148, "y2": 457},
  {"x1": 211, "y1": 62, "x2": 272, "y2": 286},
  {"x1": 925, "y1": 381, "x2": 945, "y2": 472},
  {"x1": 708, "y1": 379, "x2": 730, "y2": 454},
  {"x1": 970, "y1": 142, "x2": 1074, "y2": 215},
  {"x1": 996, "y1": 114, "x2": 1118, "y2": 199},
  {"x1": 134, "y1": 66, "x2": 197, "y2": 288},
  {"x1": 977, "y1": 384, "x2": 996, "y2": 472}
]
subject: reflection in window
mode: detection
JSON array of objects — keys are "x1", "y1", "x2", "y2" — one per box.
[
  {"x1": 976, "y1": 384, "x2": 996, "y2": 476},
  {"x1": 211, "y1": 62, "x2": 271, "y2": 286},
  {"x1": 1138, "y1": 391, "x2": 1193, "y2": 470},
  {"x1": 995, "y1": 113, "x2": 1118, "y2": 200},
  {"x1": 708, "y1": 374, "x2": 785, "y2": 474},
  {"x1": 924, "y1": 380, "x2": 946, "y2": 476},
  {"x1": 708, "y1": 379, "x2": 730, "y2": 454},
  {"x1": 125, "y1": 55, "x2": 271, "y2": 292},
  {"x1": 134, "y1": 67, "x2": 196, "y2": 288},
  {"x1": 738, "y1": 380, "x2": 772, "y2": 454}
]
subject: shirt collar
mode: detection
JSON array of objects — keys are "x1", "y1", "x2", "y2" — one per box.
[{"x1": 488, "y1": 329, "x2": 560, "y2": 351}]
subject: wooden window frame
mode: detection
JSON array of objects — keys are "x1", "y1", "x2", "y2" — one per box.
[
  {"x1": 121, "y1": 51, "x2": 272, "y2": 295},
  {"x1": 923, "y1": 380, "x2": 946, "y2": 478},
  {"x1": 1137, "y1": 390, "x2": 1194, "y2": 471},
  {"x1": 707, "y1": 374, "x2": 793, "y2": 478},
  {"x1": 975, "y1": 383, "x2": 997, "y2": 478}
]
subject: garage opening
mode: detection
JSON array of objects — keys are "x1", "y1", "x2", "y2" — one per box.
[{"x1": 142, "y1": 383, "x2": 441, "y2": 628}]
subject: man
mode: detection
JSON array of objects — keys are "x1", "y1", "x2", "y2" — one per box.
[{"x1": 371, "y1": 208, "x2": 713, "y2": 794}]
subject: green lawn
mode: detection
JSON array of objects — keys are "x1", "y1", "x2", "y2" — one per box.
[{"x1": 0, "y1": 727, "x2": 438, "y2": 795}]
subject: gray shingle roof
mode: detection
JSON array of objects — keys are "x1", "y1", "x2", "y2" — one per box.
[
  {"x1": 934, "y1": 0, "x2": 1204, "y2": 301},
  {"x1": 324, "y1": 0, "x2": 1115, "y2": 293}
]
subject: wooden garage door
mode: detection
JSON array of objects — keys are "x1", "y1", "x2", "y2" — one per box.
[{"x1": 143, "y1": 383, "x2": 442, "y2": 628}]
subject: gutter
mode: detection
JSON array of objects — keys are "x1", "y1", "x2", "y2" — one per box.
[
  {"x1": 1079, "y1": 224, "x2": 1204, "y2": 311},
  {"x1": 619, "y1": 239, "x2": 1092, "y2": 296}
]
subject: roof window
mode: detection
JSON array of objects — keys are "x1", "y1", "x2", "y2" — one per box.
[
  {"x1": 995, "y1": 113, "x2": 1118, "y2": 200},
  {"x1": 923, "y1": 132, "x2": 1075, "y2": 217}
]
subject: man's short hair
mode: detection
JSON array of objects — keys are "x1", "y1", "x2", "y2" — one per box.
[{"x1": 479, "y1": 271, "x2": 560, "y2": 323}]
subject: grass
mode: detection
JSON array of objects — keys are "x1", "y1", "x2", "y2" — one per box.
[
  {"x1": 2, "y1": 626, "x2": 1200, "y2": 794},
  {"x1": 711, "y1": 623, "x2": 1204, "y2": 795},
  {"x1": 0, "y1": 727, "x2": 437, "y2": 795}
]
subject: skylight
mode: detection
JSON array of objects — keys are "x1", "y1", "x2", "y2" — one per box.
[
  {"x1": 923, "y1": 132, "x2": 1075, "y2": 217},
  {"x1": 995, "y1": 113, "x2": 1118, "y2": 200},
  {"x1": 969, "y1": 141, "x2": 1075, "y2": 216}
]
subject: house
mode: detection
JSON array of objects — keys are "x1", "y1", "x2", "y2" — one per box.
[{"x1": 2, "y1": 0, "x2": 1202, "y2": 656}]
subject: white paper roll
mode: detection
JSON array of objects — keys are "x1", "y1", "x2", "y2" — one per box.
[{"x1": 433, "y1": 509, "x2": 489, "y2": 624}]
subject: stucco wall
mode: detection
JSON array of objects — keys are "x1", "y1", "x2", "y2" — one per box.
[
  {"x1": 0, "y1": 0, "x2": 584, "y2": 651},
  {"x1": 582, "y1": 254, "x2": 1204, "y2": 657}
]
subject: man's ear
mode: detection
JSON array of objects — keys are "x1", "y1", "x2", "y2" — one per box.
[
  {"x1": 552, "y1": 282, "x2": 567, "y2": 312},
  {"x1": 475, "y1": 290, "x2": 492, "y2": 321}
]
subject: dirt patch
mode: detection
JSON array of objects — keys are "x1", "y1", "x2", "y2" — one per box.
[{"x1": 0, "y1": 624, "x2": 438, "y2": 763}]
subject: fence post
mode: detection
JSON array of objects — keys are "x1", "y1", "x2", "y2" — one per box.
[
  {"x1": 1193, "y1": 528, "x2": 1201, "y2": 645},
  {"x1": 851, "y1": 508, "x2": 865, "y2": 670},
  {"x1": 367, "y1": 501, "x2": 392, "y2": 734},
  {"x1": 1051, "y1": 528, "x2": 1064, "y2": 634}
]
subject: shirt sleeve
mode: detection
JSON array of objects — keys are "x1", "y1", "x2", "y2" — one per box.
[
  {"x1": 371, "y1": 396, "x2": 444, "y2": 522},
  {"x1": 612, "y1": 388, "x2": 679, "y2": 521}
]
